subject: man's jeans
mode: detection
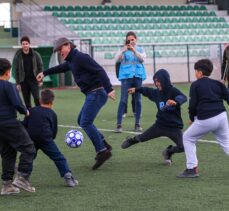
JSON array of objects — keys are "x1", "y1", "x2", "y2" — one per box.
[
  {"x1": 78, "y1": 88, "x2": 108, "y2": 152},
  {"x1": 117, "y1": 77, "x2": 142, "y2": 125}
]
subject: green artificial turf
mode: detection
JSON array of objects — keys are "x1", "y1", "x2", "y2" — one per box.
[{"x1": 1, "y1": 84, "x2": 229, "y2": 211}]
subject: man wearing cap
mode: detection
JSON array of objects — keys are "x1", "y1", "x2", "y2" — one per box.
[
  {"x1": 36, "y1": 37, "x2": 115, "y2": 170},
  {"x1": 13, "y1": 36, "x2": 43, "y2": 109}
]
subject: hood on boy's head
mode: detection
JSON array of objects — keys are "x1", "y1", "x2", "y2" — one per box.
[{"x1": 153, "y1": 69, "x2": 172, "y2": 91}]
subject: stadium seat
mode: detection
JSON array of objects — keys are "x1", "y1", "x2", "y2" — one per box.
[
  {"x1": 66, "y1": 6, "x2": 74, "y2": 11},
  {"x1": 47, "y1": 3, "x2": 229, "y2": 47},
  {"x1": 44, "y1": 5, "x2": 51, "y2": 11}
]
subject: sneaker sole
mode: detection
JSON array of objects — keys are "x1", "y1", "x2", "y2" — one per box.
[
  {"x1": 65, "y1": 179, "x2": 79, "y2": 187},
  {"x1": 1, "y1": 189, "x2": 20, "y2": 195},
  {"x1": 121, "y1": 140, "x2": 138, "y2": 149},
  {"x1": 12, "y1": 181, "x2": 36, "y2": 193},
  {"x1": 176, "y1": 174, "x2": 199, "y2": 178}
]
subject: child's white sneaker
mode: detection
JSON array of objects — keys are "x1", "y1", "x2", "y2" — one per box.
[
  {"x1": 1, "y1": 180, "x2": 20, "y2": 195},
  {"x1": 12, "y1": 176, "x2": 35, "y2": 193},
  {"x1": 64, "y1": 172, "x2": 78, "y2": 187}
]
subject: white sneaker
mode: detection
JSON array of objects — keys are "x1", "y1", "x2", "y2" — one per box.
[
  {"x1": 64, "y1": 172, "x2": 79, "y2": 187},
  {"x1": 1, "y1": 180, "x2": 20, "y2": 195},
  {"x1": 12, "y1": 176, "x2": 35, "y2": 193},
  {"x1": 162, "y1": 148, "x2": 172, "y2": 166}
]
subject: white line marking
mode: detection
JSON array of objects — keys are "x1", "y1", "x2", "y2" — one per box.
[{"x1": 58, "y1": 124, "x2": 219, "y2": 144}]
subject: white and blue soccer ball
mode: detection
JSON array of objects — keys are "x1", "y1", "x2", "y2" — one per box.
[{"x1": 65, "y1": 130, "x2": 84, "y2": 148}]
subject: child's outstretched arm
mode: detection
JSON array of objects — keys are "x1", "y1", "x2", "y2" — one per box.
[{"x1": 174, "y1": 94, "x2": 187, "y2": 106}]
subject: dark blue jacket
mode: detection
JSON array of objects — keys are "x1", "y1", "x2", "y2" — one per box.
[
  {"x1": 136, "y1": 69, "x2": 187, "y2": 129},
  {"x1": 0, "y1": 80, "x2": 27, "y2": 125},
  {"x1": 44, "y1": 49, "x2": 113, "y2": 94},
  {"x1": 189, "y1": 77, "x2": 229, "y2": 121},
  {"x1": 23, "y1": 106, "x2": 57, "y2": 143}
]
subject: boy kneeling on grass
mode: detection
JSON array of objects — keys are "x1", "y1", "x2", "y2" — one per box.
[
  {"x1": 177, "y1": 59, "x2": 229, "y2": 178},
  {"x1": 23, "y1": 89, "x2": 78, "y2": 187},
  {"x1": 121, "y1": 69, "x2": 187, "y2": 165}
]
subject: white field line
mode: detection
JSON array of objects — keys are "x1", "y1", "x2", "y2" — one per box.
[{"x1": 58, "y1": 124, "x2": 218, "y2": 144}]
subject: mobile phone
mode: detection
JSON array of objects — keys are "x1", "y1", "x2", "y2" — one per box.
[{"x1": 125, "y1": 40, "x2": 130, "y2": 45}]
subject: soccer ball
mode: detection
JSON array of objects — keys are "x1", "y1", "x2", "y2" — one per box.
[{"x1": 65, "y1": 130, "x2": 84, "y2": 148}]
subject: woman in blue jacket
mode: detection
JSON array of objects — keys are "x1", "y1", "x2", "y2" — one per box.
[{"x1": 115, "y1": 31, "x2": 146, "y2": 133}]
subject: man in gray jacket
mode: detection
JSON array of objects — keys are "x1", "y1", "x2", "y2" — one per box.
[{"x1": 13, "y1": 36, "x2": 43, "y2": 109}]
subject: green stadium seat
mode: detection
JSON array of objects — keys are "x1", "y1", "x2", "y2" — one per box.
[
  {"x1": 103, "y1": 5, "x2": 111, "y2": 11},
  {"x1": 88, "y1": 5, "x2": 96, "y2": 11},
  {"x1": 44, "y1": 5, "x2": 51, "y2": 11},
  {"x1": 179, "y1": 5, "x2": 186, "y2": 10},
  {"x1": 165, "y1": 5, "x2": 172, "y2": 11},
  {"x1": 111, "y1": 5, "x2": 118, "y2": 10},
  {"x1": 159, "y1": 5, "x2": 166, "y2": 10},
  {"x1": 104, "y1": 52, "x2": 115, "y2": 60},
  {"x1": 52, "y1": 6, "x2": 59, "y2": 11},
  {"x1": 139, "y1": 5, "x2": 147, "y2": 10},
  {"x1": 67, "y1": 12, "x2": 74, "y2": 17},
  {"x1": 146, "y1": 5, "x2": 152, "y2": 10},
  {"x1": 74, "y1": 6, "x2": 81, "y2": 11},
  {"x1": 132, "y1": 5, "x2": 139, "y2": 10},
  {"x1": 59, "y1": 6, "x2": 66, "y2": 11},
  {"x1": 173, "y1": 5, "x2": 180, "y2": 11},
  {"x1": 125, "y1": 5, "x2": 132, "y2": 10},
  {"x1": 152, "y1": 5, "x2": 160, "y2": 11},
  {"x1": 66, "y1": 6, "x2": 74, "y2": 11},
  {"x1": 52, "y1": 12, "x2": 58, "y2": 17},
  {"x1": 81, "y1": 6, "x2": 89, "y2": 11},
  {"x1": 200, "y1": 5, "x2": 207, "y2": 10},
  {"x1": 117, "y1": 5, "x2": 125, "y2": 10},
  {"x1": 58, "y1": 12, "x2": 66, "y2": 17}
]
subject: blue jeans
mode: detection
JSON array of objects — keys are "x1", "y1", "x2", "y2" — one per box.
[
  {"x1": 117, "y1": 77, "x2": 142, "y2": 125},
  {"x1": 30, "y1": 141, "x2": 71, "y2": 177},
  {"x1": 77, "y1": 88, "x2": 108, "y2": 152}
]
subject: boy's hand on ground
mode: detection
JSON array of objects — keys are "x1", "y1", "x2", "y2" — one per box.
[
  {"x1": 128, "y1": 88, "x2": 136, "y2": 94},
  {"x1": 108, "y1": 90, "x2": 115, "y2": 100}
]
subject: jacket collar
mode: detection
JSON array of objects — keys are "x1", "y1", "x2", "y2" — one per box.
[{"x1": 65, "y1": 48, "x2": 78, "y2": 62}]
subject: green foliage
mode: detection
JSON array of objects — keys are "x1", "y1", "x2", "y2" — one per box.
[{"x1": 1, "y1": 84, "x2": 229, "y2": 211}]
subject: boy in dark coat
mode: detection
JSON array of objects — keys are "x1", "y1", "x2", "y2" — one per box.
[
  {"x1": 23, "y1": 89, "x2": 78, "y2": 187},
  {"x1": 0, "y1": 58, "x2": 36, "y2": 195},
  {"x1": 121, "y1": 69, "x2": 187, "y2": 165}
]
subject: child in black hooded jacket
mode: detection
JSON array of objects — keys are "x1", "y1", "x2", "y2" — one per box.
[{"x1": 121, "y1": 69, "x2": 187, "y2": 165}]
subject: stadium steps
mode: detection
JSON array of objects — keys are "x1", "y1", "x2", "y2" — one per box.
[{"x1": 42, "y1": 4, "x2": 229, "y2": 59}]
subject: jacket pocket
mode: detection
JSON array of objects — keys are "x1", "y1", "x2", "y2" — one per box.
[
  {"x1": 135, "y1": 63, "x2": 145, "y2": 76},
  {"x1": 120, "y1": 64, "x2": 132, "y2": 78}
]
